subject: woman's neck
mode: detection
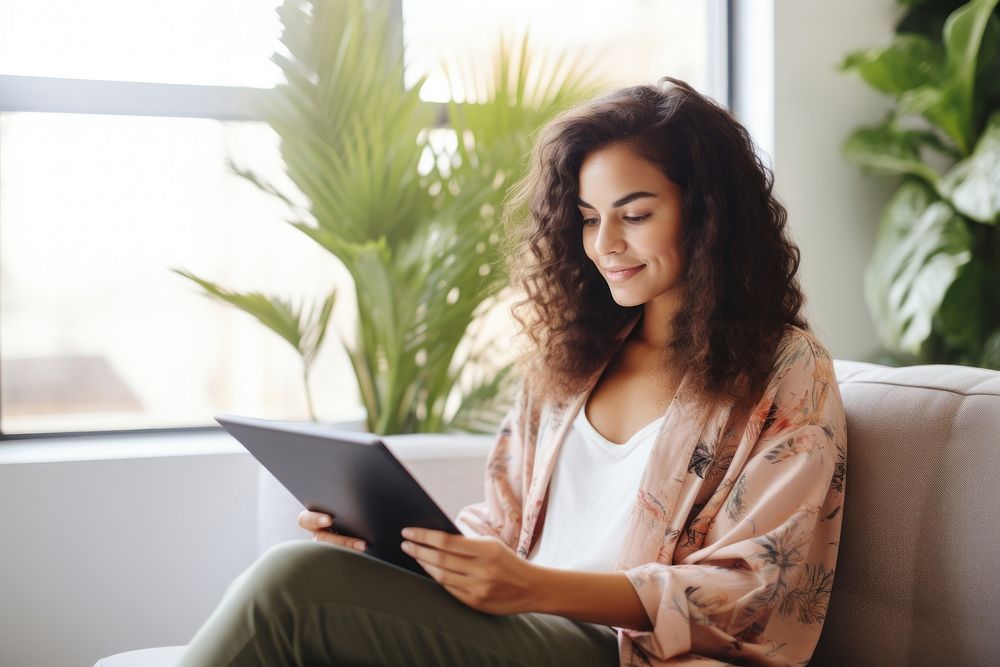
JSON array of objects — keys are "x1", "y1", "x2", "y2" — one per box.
[{"x1": 635, "y1": 290, "x2": 683, "y2": 348}]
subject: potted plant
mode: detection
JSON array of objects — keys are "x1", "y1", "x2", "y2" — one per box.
[
  {"x1": 839, "y1": 0, "x2": 1000, "y2": 368},
  {"x1": 172, "y1": 0, "x2": 595, "y2": 550}
]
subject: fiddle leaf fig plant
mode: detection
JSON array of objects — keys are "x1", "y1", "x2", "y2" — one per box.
[
  {"x1": 174, "y1": 0, "x2": 596, "y2": 433},
  {"x1": 840, "y1": 0, "x2": 1000, "y2": 367}
]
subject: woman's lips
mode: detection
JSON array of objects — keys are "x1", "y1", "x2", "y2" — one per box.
[{"x1": 605, "y1": 265, "x2": 645, "y2": 282}]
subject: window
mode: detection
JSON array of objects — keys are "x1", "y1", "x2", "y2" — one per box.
[
  {"x1": 0, "y1": 0, "x2": 729, "y2": 437},
  {"x1": 0, "y1": 112, "x2": 356, "y2": 435},
  {"x1": 0, "y1": 0, "x2": 284, "y2": 88},
  {"x1": 403, "y1": 0, "x2": 728, "y2": 104}
]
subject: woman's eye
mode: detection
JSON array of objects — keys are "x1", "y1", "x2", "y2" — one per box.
[
  {"x1": 582, "y1": 217, "x2": 598, "y2": 226},
  {"x1": 623, "y1": 214, "x2": 651, "y2": 224}
]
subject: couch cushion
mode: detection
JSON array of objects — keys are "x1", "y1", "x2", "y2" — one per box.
[{"x1": 812, "y1": 361, "x2": 1000, "y2": 665}]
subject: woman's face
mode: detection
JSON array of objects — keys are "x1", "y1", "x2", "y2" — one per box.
[{"x1": 578, "y1": 142, "x2": 685, "y2": 309}]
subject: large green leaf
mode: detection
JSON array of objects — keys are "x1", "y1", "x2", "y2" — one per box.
[
  {"x1": 916, "y1": 0, "x2": 997, "y2": 155},
  {"x1": 897, "y1": 0, "x2": 1000, "y2": 154},
  {"x1": 943, "y1": 0, "x2": 1000, "y2": 129},
  {"x1": 934, "y1": 259, "x2": 990, "y2": 350},
  {"x1": 896, "y1": 85, "x2": 967, "y2": 152},
  {"x1": 840, "y1": 34, "x2": 945, "y2": 96},
  {"x1": 865, "y1": 180, "x2": 973, "y2": 354},
  {"x1": 842, "y1": 115, "x2": 946, "y2": 185},
  {"x1": 939, "y1": 110, "x2": 1000, "y2": 222}
]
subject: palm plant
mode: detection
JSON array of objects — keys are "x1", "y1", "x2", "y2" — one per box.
[{"x1": 174, "y1": 0, "x2": 596, "y2": 433}]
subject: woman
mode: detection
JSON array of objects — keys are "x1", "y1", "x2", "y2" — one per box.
[{"x1": 178, "y1": 77, "x2": 847, "y2": 666}]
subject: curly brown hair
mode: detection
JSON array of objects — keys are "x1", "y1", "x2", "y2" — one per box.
[{"x1": 503, "y1": 77, "x2": 807, "y2": 404}]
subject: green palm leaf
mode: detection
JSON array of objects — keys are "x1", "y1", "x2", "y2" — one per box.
[{"x1": 172, "y1": 268, "x2": 335, "y2": 419}]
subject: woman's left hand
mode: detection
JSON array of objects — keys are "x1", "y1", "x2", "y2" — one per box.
[{"x1": 400, "y1": 527, "x2": 540, "y2": 615}]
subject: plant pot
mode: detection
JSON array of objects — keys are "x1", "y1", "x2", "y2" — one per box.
[{"x1": 254, "y1": 422, "x2": 494, "y2": 556}]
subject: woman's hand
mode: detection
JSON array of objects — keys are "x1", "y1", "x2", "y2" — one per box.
[
  {"x1": 298, "y1": 509, "x2": 367, "y2": 552},
  {"x1": 400, "y1": 527, "x2": 541, "y2": 615}
]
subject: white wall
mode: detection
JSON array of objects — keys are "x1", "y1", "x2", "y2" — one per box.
[
  {"x1": 733, "y1": 0, "x2": 899, "y2": 361},
  {"x1": 0, "y1": 438, "x2": 259, "y2": 667}
]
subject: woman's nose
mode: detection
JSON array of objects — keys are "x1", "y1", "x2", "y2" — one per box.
[{"x1": 593, "y1": 219, "x2": 625, "y2": 255}]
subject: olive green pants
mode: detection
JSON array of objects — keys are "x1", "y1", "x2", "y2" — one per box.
[{"x1": 177, "y1": 540, "x2": 620, "y2": 666}]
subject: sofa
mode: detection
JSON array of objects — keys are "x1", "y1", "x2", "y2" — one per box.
[
  {"x1": 812, "y1": 360, "x2": 1000, "y2": 665},
  {"x1": 95, "y1": 359, "x2": 1000, "y2": 666}
]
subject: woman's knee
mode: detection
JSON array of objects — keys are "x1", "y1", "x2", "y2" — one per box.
[
  {"x1": 229, "y1": 540, "x2": 445, "y2": 630},
  {"x1": 223, "y1": 540, "x2": 363, "y2": 615},
  {"x1": 250, "y1": 540, "x2": 361, "y2": 592}
]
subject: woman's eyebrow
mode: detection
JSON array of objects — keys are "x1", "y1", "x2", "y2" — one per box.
[{"x1": 576, "y1": 191, "x2": 658, "y2": 209}]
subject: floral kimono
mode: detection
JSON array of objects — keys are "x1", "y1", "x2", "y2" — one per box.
[{"x1": 456, "y1": 319, "x2": 847, "y2": 666}]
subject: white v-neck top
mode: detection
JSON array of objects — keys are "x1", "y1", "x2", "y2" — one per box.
[{"x1": 526, "y1": 405, "x2": 665, "y2": 572}]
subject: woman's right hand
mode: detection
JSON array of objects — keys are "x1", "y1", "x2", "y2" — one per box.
[{"x1": 298, "y1": 509, "x2": 367, "y2": 552}]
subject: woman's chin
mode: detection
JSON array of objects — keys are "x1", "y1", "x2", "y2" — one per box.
[{"x1": 608, "y1": 292, "x2": 646, "y2": 308}]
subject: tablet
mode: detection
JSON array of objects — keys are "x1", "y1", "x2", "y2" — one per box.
[{"x1": 215, "y1": 414, "x2": 461, "y2": 578}]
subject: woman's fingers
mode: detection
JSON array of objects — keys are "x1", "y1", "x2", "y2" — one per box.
[
  {"x1": 298, "y1": 509, "x2": 333, "y2": 531},
  {"x1": 297, "y1": 509, "x2": 366, "y2": 552},
  {"x1": 312, "y1": 531, "x2": 367, "y2": 551}
]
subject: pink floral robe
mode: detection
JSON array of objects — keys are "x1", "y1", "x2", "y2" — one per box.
[{"x1": 456, "y1": 318, "x2": 847, "y2": 666}]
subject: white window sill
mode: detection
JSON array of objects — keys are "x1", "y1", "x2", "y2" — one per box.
[
  {"x1": 0, "y1": 429, "x2": 495, "y2": 465},
  {"x1": 0, "y1": 430, "x2": 244, "y2": 465}
]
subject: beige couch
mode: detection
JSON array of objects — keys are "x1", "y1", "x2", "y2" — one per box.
[
  {"x1": 96, "y1": 359, "x2": 1000, "y2": 666},
  {"x1": 812, "y1": 360, "x2": 1000, "y2": 665}
]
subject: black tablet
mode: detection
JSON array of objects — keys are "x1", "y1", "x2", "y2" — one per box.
[{"x1": 215, "y1": 414, "x2": 461, "y2": 578}]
